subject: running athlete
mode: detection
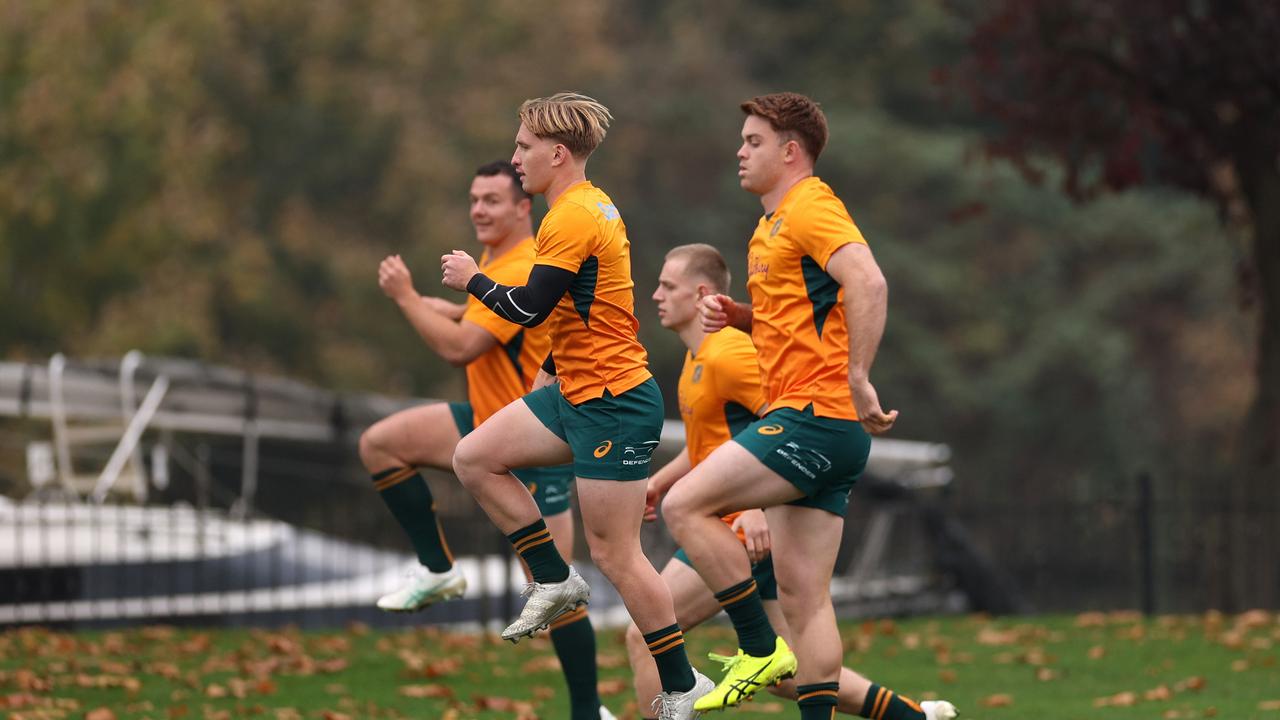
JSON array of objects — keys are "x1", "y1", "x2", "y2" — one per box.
[
  {"x1": 629, "y1": 243, "x2": 953, "y2": 719},
  {"x1": 663, "y1": 93, "x2": 958, "y2": 720},
  {"x1": 360, "y1": 161, "x2": 610, "y2": 720},
  {"x1": 440, "y1": 94, "x2": 712, "y2": 719}
]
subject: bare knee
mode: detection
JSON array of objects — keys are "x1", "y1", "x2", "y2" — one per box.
[
  {"x1": 451, "y1": 434, "x2": 486, "y2": 484},
  {"x1": 358, "y1": 424, "x2": 391, "y2": 470}
]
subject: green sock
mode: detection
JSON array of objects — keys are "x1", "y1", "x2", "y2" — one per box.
[
  {"x1": 860, "y1": 683, "x2": 926, "y2": 720},
  {"x1": 507, "y1": 519, "x2": 570, "y2": 583},
  {"x1": 714, "y1": 578, "x2": 777, "y2": 657},
  {"x1": 799, "y1": 682, "x2": 839, "y2": 719},
  {"x1": 550, "y1": 607, "x2": 601, "y2": 720},
  {"x1": 371, "y1": 467, "x2": 452, "y2": 572},
  {"x1": 644, "y1": 624, "x2": 695, "y2": 693}
]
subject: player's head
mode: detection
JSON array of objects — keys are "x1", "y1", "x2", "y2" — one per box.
[
  {"x1": 737, "y1": 92, "x2": 828, "y2": 195},
  {"x1": 653, "y1": 244, "x2": 731, "y2": 331},
  {"x1": 470, "y1": 160, "x2": 533, "y2": 246},
  {"x1": 512, "y1": 92, "x2": 612, "y2": 194}
]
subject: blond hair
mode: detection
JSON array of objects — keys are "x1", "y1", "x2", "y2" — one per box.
[
  {"x1": 666, "y1": 243, "x2": 731, "y2": 294},
  {"x1": 518, "y1": 92, "x2": 612, "y2": 158}
]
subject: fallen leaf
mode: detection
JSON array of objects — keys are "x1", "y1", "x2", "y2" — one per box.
[
  {"x1": 399, "y1": 684, "x2": 454, "y2": 699},
  {"x1": 1145, "y1": 685, "x2": 1172, "y2": 701},
  {"x1": 86, "y1": 708, "x2": 116, "y2": 720},
  {"x1": 1258, "y1": 700, "x2": 1280, "y2": 711},
  {"x1": 597, "y1": 679, "x2": 628, "y2": 696},
  {"x1": 980, "y1": 694, "x2": 1014, "y2": 707}
]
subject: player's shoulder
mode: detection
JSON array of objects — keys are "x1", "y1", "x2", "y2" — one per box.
[
  {"x1": 788, "y1": 176, "x2": 844, "y2": 212},
  {"x1": 705, "y1": 327, "x2": 758, "y2": 365}
]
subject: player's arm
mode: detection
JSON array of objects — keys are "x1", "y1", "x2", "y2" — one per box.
[
  {"x1": 420, "y1": 296, "x2": 466, "y2": 320},
  {"x1": 531, "y1": 353, "x2": 558, "y2": 389},
  {"x1": 826, "y1": 243, "x2": 898, "y2": 434},
  {"x1": 441, "y1": 251, "x2": 573, "y2": 328},
  {"x1": 699, "y1": 294, "x2": 753, "y2": 333},
  {"x1": 644, "y1": 446, "x2": 691, "y2": 522},
  {"x1": 380, "y1": 254, "x2": 498, "y2": 366}
]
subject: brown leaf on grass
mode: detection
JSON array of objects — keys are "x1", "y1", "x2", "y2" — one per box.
[
  {"x1": 1258, "y1": 700, "x2": 1280, "y2": 710},
  {"x1": 596, "y1": 653, "x2": 628, "y2": 669},
  {"x1": 1075, "y1": 612, "x2": 1107, "y2": 628},
  {"x1": 1204, "y1": 707, "x2": 1218, "y2": 717},
  {"x1": 938, "y1": 670, "x2": 957, "y2": 684},
  {"x1": 272, "y1": 709, "x2": 302, "y2": 720},
  {"x1": 422, "y1": 658, "x2": 462, "y2": 678},
  {"x1": 1232, "y1": 659, "x2": 1250, "y2": 671},
  {"x1": 205, "y1": 683, "x2": 228, "y2": 698},
  {"x1": 597, "y1": 679, "x2": 628, "y2": 696},
  {"x1": 1093, "y1": 691, "x2": 1138, "y2": 707},
  {"x1": 316, "y1": 658, "x2": 349, "y2": 674},
  {"x1": 1173, "y1": 676, "x2": 1207, "y2": 693},
  {"x1": 1035, "y1": 667, "x2": 1059, "y2": 681},
  {"x1": 399, "y1": 684, "x2": 454, "y2": 699},
  {"x1": 1088, "y1": 645, "x2": 1106, "y2": 659},
  {"x1": 179, "y1": 634, "x2": 211, "y2": 654},
  {"x1": 976, "y1": 627, "x2": 1020, "y2": 646},
  {"x1": 86, "y1": 707, "x2": 117, "y2": 720},
  {"x1": 979, "y1": 694, "x2": 1014, "y2": 707},
  {"x1": 1145, "y1": 685, "x2": 1172, "y2": 701},
  {"x1": 532, "y1": 686, "x2": 556, "y2": 700},
  {"x1": 521, "y1": 656, "x2": 562, "y2": 674},
  {"x1": 166, "y1": 705, "x2": 189, "y2": 718},
  {"x1": 320, "y1": 711, "x2": 352, "y2": 720},
  {"x1": 1237, "y1": 610, "x2": 1272, "y2": 629},
  {"x1": 755, "y1": 702, "x2": 786, "y2": 713}
]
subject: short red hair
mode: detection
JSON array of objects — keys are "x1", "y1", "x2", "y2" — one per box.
[{"x1": 740, "y1": 92, "x2": 829, "y2": 162}]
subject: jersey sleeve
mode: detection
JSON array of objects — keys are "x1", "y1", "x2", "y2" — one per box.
[
  {"x1": 711, "y1": 337, "x2": 768, "y2": 416},
  {"x1": 789, "y1": 193, "x2": 868, "y2": 270},
  {"x1": 462, "y1": 299, "x2": 522, "y2": 344},
  {"x1": 534, "y1": 203, "x2": 597, "y2": 273}
]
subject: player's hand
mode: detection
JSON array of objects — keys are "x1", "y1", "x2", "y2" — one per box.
[
  {"x1": 532, "y1": 368, "x2": 558, "y2": 390},
  {"x1": 377, "y1": 255, "x2": 416, "y2": 302},
  {"x1": 850, "y1": 376, "x2": 898, "y2": 435},
  {"x1": 731, "y1": 509, "x2": 771, "y2": 564},
  {"x1": 643, "y1": 478, "x2": 665, "y2": 523},
  {"x1": 440, "y1": 250, "x2": 479, "y2": 291},
  {"x1": 699, "y1": 293, "x2": 735, "y2": 333}
]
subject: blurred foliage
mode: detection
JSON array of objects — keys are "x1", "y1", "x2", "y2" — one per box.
[{"x1": 0, "y1": 1, "x2": 1253, "y2": 500}]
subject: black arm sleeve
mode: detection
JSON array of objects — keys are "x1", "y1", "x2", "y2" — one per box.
[
  {"x1": 465, "y1": 263, "x2": 574, "y2": 327},
  {"x1": 541, "y1": 352, "x2": 556, "y2": 375}
]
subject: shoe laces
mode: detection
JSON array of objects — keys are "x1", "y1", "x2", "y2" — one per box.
[
  {"x1": 707, "y1": 651, "x2": 743, "y2": 673},
  {"x1": 650, "y1": 694, "x2": 679, "y2": 720}
]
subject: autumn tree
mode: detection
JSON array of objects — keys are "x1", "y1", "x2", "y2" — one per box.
[{"x1": 957, "y1": 0, "x2": 1280, "y2": 607}]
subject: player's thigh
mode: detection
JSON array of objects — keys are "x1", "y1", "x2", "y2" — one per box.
[
  {"x1": 663, "y1": 440, "x2": 804, "y2": 518},
  {"x1": 362, "y1": 403, "x2": 462, "y2": 469},
  {"x1": 575, "y1": 477, "x2": 646, "y2": 548},
  {"x1": 455, "y1": 396, "x2": 573, "y2": 472},
  {"x1": 661, "y1": 555, "x2": 723, "y2": 629},
  {"x1": 764, "y1": 503, "x2": 844, "y2": 597}
]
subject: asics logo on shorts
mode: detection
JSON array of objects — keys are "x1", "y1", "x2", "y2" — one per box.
[
  {"x1": 757, "y1": 424, "x2": 784, "y2": 436},
  {"x1": 593, "y1": 440, "x2": 613, "y2": 458}
]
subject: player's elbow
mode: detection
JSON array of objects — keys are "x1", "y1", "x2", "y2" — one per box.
[{"x1": 441, "y1": 344, "x2": 483, "y2": 367}]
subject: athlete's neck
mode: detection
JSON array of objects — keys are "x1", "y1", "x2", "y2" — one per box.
[
  {"x1": 759, "y1": 168, "x2": 813, "y2": 214},
  {"x1": 486, "y1": 226, "x2": 534, "y2": 260},
  {"x1": 544, "y1": 166, "x2": 589, "y2": 207},
  {"x1": 677, "y1": 323, "x2": 708, "y2": 357}
]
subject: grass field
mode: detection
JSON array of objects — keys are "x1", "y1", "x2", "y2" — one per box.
[{"x1": 2, "y1": 611, "x2": 1278, "y2": 719}]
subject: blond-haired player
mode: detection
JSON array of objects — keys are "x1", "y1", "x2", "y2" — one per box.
[
  {"x1": 360, "y1": 161, "x2": 611, "y2": 720},
  {"x1": 441, "y1": 93, "x2": 711, "y2": 719},
  {"x1": 663, "y1": 94, "x2": 958, "y2": 720}
]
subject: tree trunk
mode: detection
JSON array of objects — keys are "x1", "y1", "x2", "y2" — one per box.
[{"x1": 1235, "y1": 156, "x2": 1280, "y2": 609}]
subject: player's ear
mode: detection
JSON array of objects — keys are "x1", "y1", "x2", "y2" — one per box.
[{"x1": 551, "y1": 143, "x2": 569, "y2": 167}]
